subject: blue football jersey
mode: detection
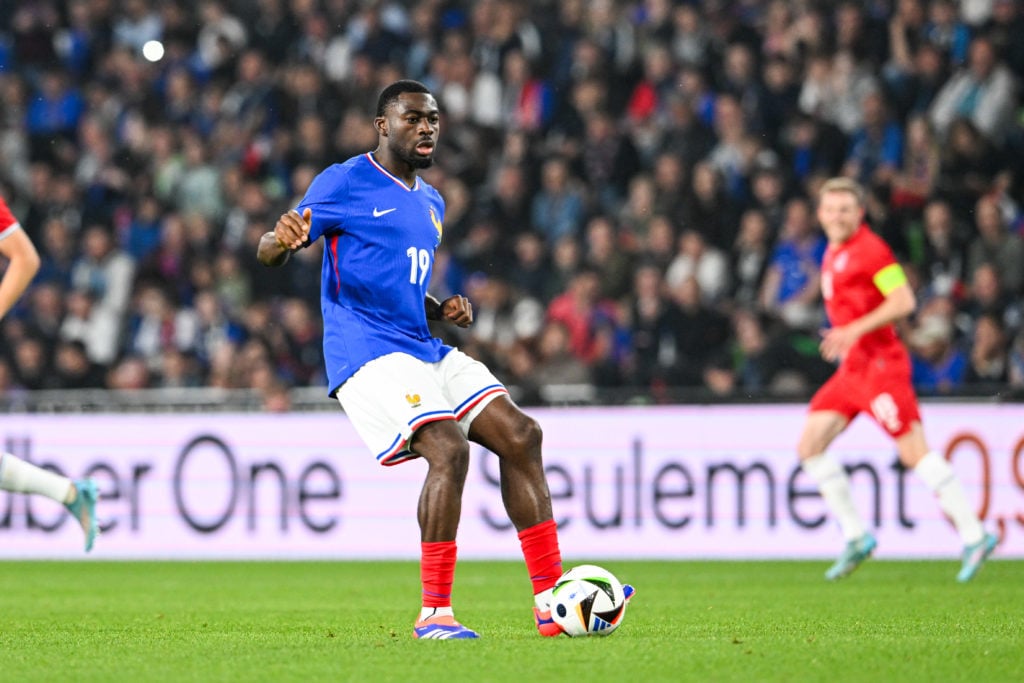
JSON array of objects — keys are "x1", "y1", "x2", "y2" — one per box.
[{"x1": 298, "y1": 152, "x2": 451, "y2": 394}]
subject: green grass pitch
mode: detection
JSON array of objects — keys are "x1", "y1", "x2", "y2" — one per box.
[{"x1": 0, "y1": 559, "x2": 1020, "y2": 682}]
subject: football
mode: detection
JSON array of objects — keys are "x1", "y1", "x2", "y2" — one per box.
[{"x1": 549, "y1": 564, "x2": 627, "y2": 637}]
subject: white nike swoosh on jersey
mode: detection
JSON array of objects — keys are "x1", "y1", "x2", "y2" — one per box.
[{"x1": 373, "y1": 207, "x2": 397, "y2": 217}]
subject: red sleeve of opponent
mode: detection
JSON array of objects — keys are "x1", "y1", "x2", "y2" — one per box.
[{"x1": 0, "y1": 196, "x2": 19, "y2": 239}]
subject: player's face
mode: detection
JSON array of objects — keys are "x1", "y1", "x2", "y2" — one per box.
[
  {"x1": 816, "y1": 190, "x2": 864, "y2": 244},
  {"x1": 384, "y1": 93, "x2": 440, "y2": 170}
]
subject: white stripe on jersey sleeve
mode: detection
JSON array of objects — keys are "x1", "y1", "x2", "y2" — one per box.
[{"x1": 0, "y1": 221, "x2": 22, "y2": 242}]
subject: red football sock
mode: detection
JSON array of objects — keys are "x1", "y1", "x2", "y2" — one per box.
[
  {"x1": 518, "y1": 519, "x2": 562, "y2": 594},
  {"x1": 420, "y1": 541, "x2": 457, "y2": 608}
]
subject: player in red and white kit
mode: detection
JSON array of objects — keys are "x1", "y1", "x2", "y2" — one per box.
[
  {"x1": 796, "y1": 178, "x2": 997, "y2": 582},
  {"x1": 0, "y1": 195, "x2": 99, "y2": 551}
]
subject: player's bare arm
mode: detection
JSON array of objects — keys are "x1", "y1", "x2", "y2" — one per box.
[
  {"x1": 425, "y1": 293, "x2": 473, "y2": 328},
  {"x1": 0, "y1": 228, "x2": 41, "y2": 319},
  {"x1": 819, "y1": 283, "x2": 916, "y2": 362},
  {"x1": 257, "y1": 208, "x2": 311, "y2": 267}
]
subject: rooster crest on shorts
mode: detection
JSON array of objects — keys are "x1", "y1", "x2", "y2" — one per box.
[{"x1": 405, "y1": 393, "x2": 422, "y2": 408}]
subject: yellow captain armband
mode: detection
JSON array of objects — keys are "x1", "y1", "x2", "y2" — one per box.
[{"x1": 873, "y1": 263, "x2": 907, "y2": 295}]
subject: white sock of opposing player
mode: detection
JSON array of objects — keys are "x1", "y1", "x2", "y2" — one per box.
[
  {"x1": 913, "y1": 452, "x2": 984, "y2": 546},
  {"x1": 0, "y1": 453, "x2": 72, "y2": 503},
  {"x1": 802, "y1": 453, "x2": 867, "y2": 542}
]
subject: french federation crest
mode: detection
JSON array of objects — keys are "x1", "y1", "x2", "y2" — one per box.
[
  {"x1": 406, "y1": 393, "x2": 422, "y2": 408},
  {"x1": 429, "y1": 207, "x2": 443, "y2": 245}
]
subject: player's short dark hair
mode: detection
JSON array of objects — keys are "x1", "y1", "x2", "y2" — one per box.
[{"x1": 376, "y1": 79, "x2": 432, "y2": 118}]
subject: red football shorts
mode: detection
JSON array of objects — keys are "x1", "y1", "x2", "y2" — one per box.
[{"x1": 809, "y1": 356, "x2": 920, "y2": 438}]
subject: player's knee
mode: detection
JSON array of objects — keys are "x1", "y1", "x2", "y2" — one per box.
[
  {"x1": 796, "y1": 435, "x2": 820, "y2": 461},
  {"x1": 507, "y1": 415, "x2": 543, "y2": 461},
  {"x1": 427, "y1": 439, "x2": 470, "y2": 483},
  {"x1": 416, "y1": 424, "x2": 471, "y2": 476},
  {"x1": 449, "y1": 439, "x2": 471, "y2": 478}
]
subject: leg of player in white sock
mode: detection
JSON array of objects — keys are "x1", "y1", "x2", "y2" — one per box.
[
  {"x1": 798, "y1": 411, "x2": 877, "y2": 580},
  {"x1": 896, "y1": 422, "x2": 997, "y2": 581},
  {"x1": 913, "y1": 451, "x2": 984, "y2": 546},
  {"x1": 798, "y1": 411, "x2": 868, "y2": 541},
  {"x1": 0, "y1": 453, "x2": 100, "y2": 551},
  {"x1": 896, "y1": 424, "x2": 984, "y2": 546},
  {"x1": 801, "y1": 452, "x2": 867, "y2": 541},
  {"x1": 0, "y1": 452, "x2": 73, "y2": 503}
]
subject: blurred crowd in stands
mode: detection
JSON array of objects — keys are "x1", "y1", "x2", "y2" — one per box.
[{"x1": 1, "y1": 0, "x2": 1024, "y2": 408}]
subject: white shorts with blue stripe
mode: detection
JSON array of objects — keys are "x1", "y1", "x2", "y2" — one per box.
[{"x1": 335, "y1": 349, "x2": 508, "y2": 466}]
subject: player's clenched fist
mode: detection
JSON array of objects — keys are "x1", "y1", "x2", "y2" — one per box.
[
  {"x1": 441, "y1": 295, "x2": 473, "y2": 327},
  {"x1": 275, "y1": 208, "x2": 311, "y2": 251}
]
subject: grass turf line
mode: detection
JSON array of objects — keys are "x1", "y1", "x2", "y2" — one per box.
[{"x1": 0, "y1": 560, "x2": 1020, "y2": 683}]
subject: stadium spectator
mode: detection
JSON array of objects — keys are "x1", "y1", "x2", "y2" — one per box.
[
  {"x1": 540, "y1": 234, "x2": 582, "y2": 304},
  {"x1": 966, "y1": 194, "x2": 1024, "y2": 295},
  {"x1": 195, "y1": 0, "x2": 247, "y2": 77},
  {"x1": 125, "y1": 283, "x2": 199, "y2": 372},
  {"x1": 106, "y1": 353, "x2": 151, "y2": 390},
  {"x1": 958, "y1": 261, "x2": 1022, "y2": 340},
  {"x1": 479, "y1": 162, "x2": 532, "y2": 245},
  {"x1": 985, "y1": 0, "x2": 1024, "y2": 77},
  {"x1": 759, "y1": 197, "x2": 826, "y2": 331},
  {"x1": 646, "y1": 152, "x2": 689, "y2": 233},
  {"x1": 545, "y1": 266, "x2": 618, "y2": 365},
  {"x1": 779, "y1": 112, "x2": 847, "y2": 189},
  {"x1": 929, "y1": 35, "x2": 1018, "y2": 144},
  {"x1": 530, "y1": 156, "x2": 585, "y2": 246},
  {"x1": 582, "y1": 214, "x2": 634, "y2": 301},
  {"x1": 617, "y1": 172, "x2": 658, "y2": 246},
  {"x1": 924, "y1": 0, "x2": 971, "y2": 67},
  {"x1": 53, "y1": 338, "x2": 106, "y2": 389},
  {"x1": 623, "y1": 262, "x2": 674, "y2": 390},
  {"x1": 26, "y1": 70, "x2": 85, "y2": 165},
  {"x1": 729, "y1": 208, "x2": 773, "y2": 309},
  {"x1": 665, "y1": 228, "x2": 730, "y2": 305},
  {"x1": 937, "y1": 117, "x2": 1005, "y2": 220},
  {"x1": 113, "y1": 0, "x2": 164, "y2": 54},
  {"x1": 915, "y1": 199, "x2": 967, "y2": 299},
  {"x1": 657, "y1": 89, "x2": 715, "y2": 170},
  {"x1": 505, "y1": 231, "x2": 549, "y2": 304},
  {"x1": 69, "y1": 224, "x2": 135, "y2": 364},
  {"x1": 680, "y1": 160, "x2": 738, "y2": 252},
  {"x1": 533, "y1": 319, "x2": 592, "y2": 387},
  {"x1": 963, "y1": 312, "x2": 1009, "y2": 386},
  {"x1": 578, "y1": 108, "x2": 641, "y2": 212},
  {"x1": 706, "y1": 93, "x2": 751, "y2": 201},
  {"x1": 800, "y1": 50, "x2": 879, "y2": 136},
  {"x1": 889, "y1": 114, "x2": 941, "y2": 214},
  {"x1": 760, "y1": 55, "x2": 802, "y2": 147},
  {"x1": 461, "y1": 272, "x2": 543, "y2": 373},
  {"x1": 663, "y1": 275, "x2": 731, "y2": 388},
  {"x1": 746, "y1": 162, "x2": 788, "y2": 238},
  {"x1": 634, "y1": 213, "x2": 676, "y2": 275},
  {"x1": 842, "y1": 90, "x2": 903, "y2": 189},
  {"x1": 909, "y1": 312, "x2": 967, "y2": 394}
]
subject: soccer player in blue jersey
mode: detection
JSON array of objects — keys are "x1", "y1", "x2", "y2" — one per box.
[{"x1": 258, "y1": 80, "x2": 631, "y2": 639}]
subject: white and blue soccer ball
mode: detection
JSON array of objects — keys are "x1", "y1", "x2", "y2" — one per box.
[{"x1": 549, "y1": 564, "x2": 627, "y2": 637}]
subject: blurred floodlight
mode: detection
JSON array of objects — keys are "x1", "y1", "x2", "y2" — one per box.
[{"x1": 142, "y1": 40, "x2": 165, "y2": 62}]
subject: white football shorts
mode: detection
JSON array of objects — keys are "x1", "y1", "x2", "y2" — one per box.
[{"x1": 336, "y1": 349, "x2": 509, "y2": 466}]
